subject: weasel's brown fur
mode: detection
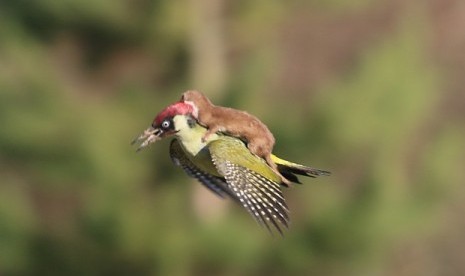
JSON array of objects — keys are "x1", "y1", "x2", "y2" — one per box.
[{"x1": 181, "y1": 90, "x2": 291, "y2": 186}]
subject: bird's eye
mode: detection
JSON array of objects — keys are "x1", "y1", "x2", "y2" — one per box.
[{"x1": 161, "y1": 120, "x2": 171, "y2": 129}]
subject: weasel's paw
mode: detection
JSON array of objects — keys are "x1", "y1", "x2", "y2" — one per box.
[{"x1": 201, "y1": 134, "x2": 209, "y2": 143}]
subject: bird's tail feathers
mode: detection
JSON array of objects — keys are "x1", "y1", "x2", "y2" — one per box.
[{"x1": 271, "y1": 154, "x2": 331, "y2": 184}]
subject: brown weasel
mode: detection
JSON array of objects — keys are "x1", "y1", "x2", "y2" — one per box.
[{"x1": 181, "y1": 90, "x2": 291, "y2": 186}]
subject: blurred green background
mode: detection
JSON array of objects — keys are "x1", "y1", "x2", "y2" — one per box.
[{"x1": 1, "y1": 0, "x2": 464, "y2": 275}]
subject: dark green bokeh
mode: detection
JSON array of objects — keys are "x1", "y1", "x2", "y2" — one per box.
[{"x1": 1, "y1": 0, "x2": 464, "y2": 275}]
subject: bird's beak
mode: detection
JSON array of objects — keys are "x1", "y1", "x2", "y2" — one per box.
[{"x1": 131, "y1": 126, "x2": 164, "y2": 151}]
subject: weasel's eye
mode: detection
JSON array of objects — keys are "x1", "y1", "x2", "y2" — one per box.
[{"x1": 161, "y1": 120, "x2": 171, "y2": 129}]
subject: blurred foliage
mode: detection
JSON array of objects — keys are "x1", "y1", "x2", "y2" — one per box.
[{"x1": 1, "y1": 0, "x2": 465, "y2": 275}]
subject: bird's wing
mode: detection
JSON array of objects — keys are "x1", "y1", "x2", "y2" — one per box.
[
  {"x1": 208, "y1": 137, "x2": 290, "y2": 234},
  {"x1": 169, "y1": 139, "x2": 238, "y2": 200}
]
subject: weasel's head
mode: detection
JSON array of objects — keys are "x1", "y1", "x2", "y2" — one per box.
[{"x1": 180, "y1": 90, "x2": 213, "y2": 118}]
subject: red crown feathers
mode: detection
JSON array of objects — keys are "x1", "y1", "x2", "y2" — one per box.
[{"x1": 153, "y1": 101, "x2": 194, "y2": 126}]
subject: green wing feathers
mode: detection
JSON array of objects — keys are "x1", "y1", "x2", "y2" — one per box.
[
  {"x1": 169, "y1": 139, "x2": 238, "y2": 200},
  {"x1": 211, "y1": 155, "x2": 289, "y2": 235},
  {"x1": 194, "y1": 136, "x2": 290, "y2": 233},
  {"x1": 169, "y1": 134, "x2": 329, "y2": 234},
  {"x1": 208, "y1": 137, "x2": 282, "y2": 183}
]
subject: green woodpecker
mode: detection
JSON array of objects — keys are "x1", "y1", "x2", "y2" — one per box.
[{"x1": 133, "y1": 102, "x2": 330, "y2": 234}]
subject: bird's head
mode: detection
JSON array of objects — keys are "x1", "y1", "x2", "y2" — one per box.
[{"x1": 132, "y1": 102, "x2": 196, "y2": 151}]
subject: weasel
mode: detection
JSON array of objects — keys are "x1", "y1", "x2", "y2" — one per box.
[{"x1": 181, "y1": 90, "x2": 291, "y2": 186}]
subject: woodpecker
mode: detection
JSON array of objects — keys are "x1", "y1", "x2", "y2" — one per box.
[
  {"x1": 133, "y1": 102, "x2": 330, "y2": 234},
  {"x1": 180, "y1": 90, "x2": 291, "y2": 186}
]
